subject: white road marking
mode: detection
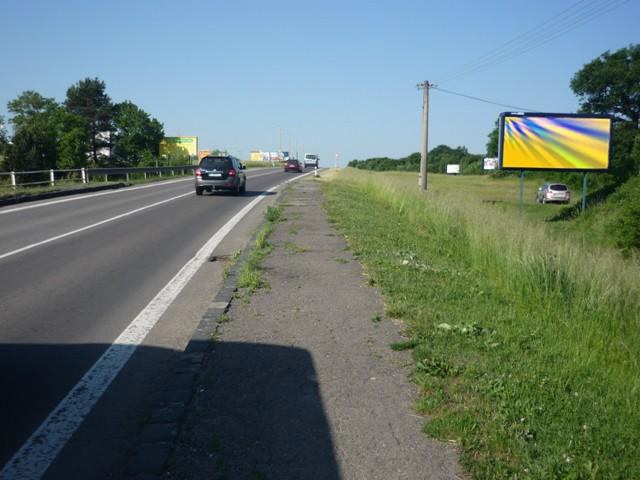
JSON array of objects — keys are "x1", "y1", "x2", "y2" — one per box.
[
  {"x1": 0, "y1": 178, "x2": 192, "y2": 216},
  {"x1": 0, "y1": 168, "x2": 281, "y2": 216},
  {"x1": 0, "y1": 171, "x2": 312, "y2": 479},
  {"x1": 0, "y1": 192, "x2": 192, "y2": 261}
]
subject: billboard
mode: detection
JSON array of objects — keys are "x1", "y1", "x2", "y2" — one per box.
[
  {"x1": 160, "y1": 136, "x2": 198, "y2": 162},
  {"x1": 499, "y1": 113, "x2": 612, "y2": 171},
  {"x1": 251, "y1": 151, "x2": 284, "y2": 162},
  {"x1": 198, "y1": 150, "x2": 212, "y2": 160},
  {"x1": 483, "y1": 157, "x2": 498, "y2": 170},
  {"x1": 446, "y1": 164, "x2": 460, "y2": 174}
]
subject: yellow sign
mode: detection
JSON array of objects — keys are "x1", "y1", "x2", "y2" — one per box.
[
  {"x1": 198, "y1": 150, "x2": 212, "y2": 160},
  {"x1": 159, "y1": 136, "x2": 198, "y2": 161},
  {"x1": 250, "y1": 151, "x2": 262, "y2": 162}
]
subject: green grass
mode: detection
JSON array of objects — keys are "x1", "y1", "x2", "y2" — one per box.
[
  {"x1": 222, "y1": 249, "x2": 243, "y2": 279},
  {"x1": 322, "y1": 169, "x2": 640, "y2": 479},
  {"x1": 284, "y1": 241, "x2": 308, "y2": 253},
  {"x1": 236, "y1": 206, "x2": 282, "y2": 296},
  {"x1": 0, "y1": 171, "x2": 193, "y2": 201}
]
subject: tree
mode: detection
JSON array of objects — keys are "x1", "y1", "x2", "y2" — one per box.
[
  {"x1": 65, "y1": 78, "x2": 113, "y2": 166},
  {"x1": 486, "y1": 120, "x2": 499, "y2": 157},
  {"x1": 111, "y1": 101, "x2": 164, "y2": 167},
  {"x1": 0, "y1": 115, "x2": 7, "y2": 170},
  {"x1": 6, "y1": 91, "x2": 59, "y2": 171},
  {"x1": 570, "y1": 44, "x2": 640, "y2": 125},
  {"x1": 55, "y1": 110, "x2": 91, "y2": 169}
]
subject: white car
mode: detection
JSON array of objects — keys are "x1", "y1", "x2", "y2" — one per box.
[
  {"x1": 536, "y1": 183, "x2": 571, "y2": 204},
  {"x1": 303, "y1": 153, "x2": 319, "y2": 168}
]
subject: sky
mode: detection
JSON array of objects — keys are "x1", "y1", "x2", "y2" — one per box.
[{"x1": 0, "y1": 0, "x2": 638, "y2": 165}]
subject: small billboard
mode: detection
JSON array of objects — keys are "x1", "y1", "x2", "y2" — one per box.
[
  {"x1": 446, "y1": 164, "x2": 460, "y2": 174},
  {"x1": 483, "y1": 157, "x2": 498, "y2": 170},
  {"x1": 198, "y1": 150, "x2": 212, "y2": 160},
  {"x1": 499, "y1": 113, "x2": 612, "y2": 171},
  {"x1": 160, "y1": 136, "x2": 198, "y2": 163}
]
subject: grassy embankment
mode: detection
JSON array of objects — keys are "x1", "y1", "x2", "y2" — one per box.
[{"x1": 323, "y1": 169, "x2": 639, "y2": 479}]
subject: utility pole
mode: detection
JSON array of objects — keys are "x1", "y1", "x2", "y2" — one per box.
[{"x1": 416, "y1": 81, "x2": 431, "y2": 191}]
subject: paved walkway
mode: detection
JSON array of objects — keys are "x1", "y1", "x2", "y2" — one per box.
[{"x1": 167, "y1": 178, "x2": 463, "y2": 479}]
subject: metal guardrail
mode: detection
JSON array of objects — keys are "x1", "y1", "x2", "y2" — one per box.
[{"x1": 0, "y1": 166, "x2": 196, "y2": 189}]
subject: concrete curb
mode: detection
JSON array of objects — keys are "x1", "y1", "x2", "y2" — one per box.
[{"x1": 124, "y1": 189, "x2": 288, "y2": 478}]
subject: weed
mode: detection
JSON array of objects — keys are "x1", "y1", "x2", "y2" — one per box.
[
  {"x1": 265, "y1": 205, "x2": 282, "y2": 223},
  {"x1": 222, "y1": 249, "x2": 243, "y2": 279},
  {"x1": 218, "y1": 313, "x2": 231, "y2": 324},
  {"x1": 335, "y1": 257, "x2": 348, "y2": 264},
  {"x1": 390, "y1": 339, "x2": 420, "y2": 351},
  {"x1": 285, "y1": 241, "x2": 308, "y2": 253},
  {"x1": 288, "y1": 225, "x2": 299, "y2": 235},
  {"x1": 371, "y1": 313, "x2": 382, "y2": 323},
  {"x1": 322, "y1": 169, "x2": 640, "y2": 478}
]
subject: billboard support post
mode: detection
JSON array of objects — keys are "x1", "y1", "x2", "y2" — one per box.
[
  {"x1": 519, "y1": 170, "x2": 525, "y2": 215},
  {"x1": 581, "y1": 173, "x2": 588, "y2": 213}
]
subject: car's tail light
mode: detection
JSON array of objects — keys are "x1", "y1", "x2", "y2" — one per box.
[
  {"x1": 227, "y1": 169, "x2": 236, "y2": 177},
  {"x1": 195, "y1": 168, "x2": 202, "y2": 177}
]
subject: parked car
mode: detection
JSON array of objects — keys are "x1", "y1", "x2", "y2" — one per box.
[
  {"x1": 536, "y1": 183, "x2": 571, "y2": 204},
  {"x1": 284, "y1": 159, "x2": 302, "y2": 173},
  {"x1": 195, "y1": 155, "x2": 246, "y2": 195}
]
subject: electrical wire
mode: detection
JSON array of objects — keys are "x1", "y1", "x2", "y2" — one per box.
[
  {"x1": 434, "y1": 0, "x2": 630, "y2": 84},
  {"x1": 431, "y1": 86, "x2": 538, "y2": 112},
  {"x1": 435, "y1": 0, "x2": 593, "y2": 83}
]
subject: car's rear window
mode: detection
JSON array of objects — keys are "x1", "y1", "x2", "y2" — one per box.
[
  {"x1": 550, "y1": 184, "x2": 568, "y2": 191},
  {"x1": 200, "y1": 157, "x2": 231, "y2": 170}
]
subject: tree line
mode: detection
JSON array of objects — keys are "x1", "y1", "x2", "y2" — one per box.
[
  {"x1": 348, "y1": 147, "x2": 484, "y2": 174},
  {"x1": 0, "y1": 78, "x2": 165, "y2": 172},
  {"x1": 351, "y1": 44, "x2": 640, "y2": 186}
]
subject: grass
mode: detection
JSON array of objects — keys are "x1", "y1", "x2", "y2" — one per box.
[
  {"x1": 322, "y1": 169, "x2": 640, "y2": 479},
  {"x1": 284, "y1": 241, "x2": 308, "y2": 254},
  {"x1": 0, "y1": 171, "x2": 193, "y2": 201},
  {"x1": 236, "y1": 206, "x2": 282, "y2": 296},
  {"x1": 222, "y1": 249, "x2": 242, "y2": 279}
]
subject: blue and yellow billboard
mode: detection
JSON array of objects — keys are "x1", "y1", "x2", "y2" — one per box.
[{"x1": 499, "y1": 113, "x2": 612, "y2": 171}]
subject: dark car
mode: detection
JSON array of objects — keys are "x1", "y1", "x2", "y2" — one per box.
[
  {"x1": 535, "y1": 183, "x2": 571, "y2": 204},
  {"x1": 195, "y1": 155, "x2": 246, "y2": 195},
  {"x1": 284, "y1": 159, "x2": 302, "y2": 173}
]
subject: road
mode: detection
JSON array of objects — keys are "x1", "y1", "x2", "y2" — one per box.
[{"x1": 0, "y1": 167, "x2": 307, "y2": 479}]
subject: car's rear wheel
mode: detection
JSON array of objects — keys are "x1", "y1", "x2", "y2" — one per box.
[
  {"x1": 240, "y1": 181, "x2": 246, "y2": 193},
  {"x1": 195, "y1": 186, "x2": 204, "y2": 196}
]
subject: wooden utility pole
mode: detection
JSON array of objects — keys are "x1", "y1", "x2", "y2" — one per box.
[{"x1": 417, "y1": 81, "x2": 431, "y2": 190}]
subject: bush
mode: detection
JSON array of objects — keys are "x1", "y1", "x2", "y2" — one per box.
[{"x1": 609, "y1": 175, "x2": 640, "y2": 251}]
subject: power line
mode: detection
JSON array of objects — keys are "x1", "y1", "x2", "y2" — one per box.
[
  {"x1": 431, "y1": 86, "x2": 537, "y2": 112},
  {"x1": 434, "y1": 0, "x2": 630, "y2": 84},
  {"x1": 435, "y1": 0, "x2": 592, "y2": 83}
]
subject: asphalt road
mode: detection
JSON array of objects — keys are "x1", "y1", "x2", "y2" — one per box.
[{"x1": 0, "y1": 167, "x2": 307, "y2": 478}]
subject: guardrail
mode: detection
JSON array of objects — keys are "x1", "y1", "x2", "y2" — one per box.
[{"x1": 0, "y1": 165, "x2": 196, "y2": 189}]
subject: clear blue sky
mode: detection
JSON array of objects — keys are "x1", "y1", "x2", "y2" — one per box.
[{"x1": 1, "y1": 0, "x2": 638, "y2": 165}]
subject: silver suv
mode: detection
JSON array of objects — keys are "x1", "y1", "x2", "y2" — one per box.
[
  {"x1": 536, "y1": 183, "x2": 571, "y2": 204},
  {"x1": 195, "y1": 156, "x2": 246, "y2": 196}
]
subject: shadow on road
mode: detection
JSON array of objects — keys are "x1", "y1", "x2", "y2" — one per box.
[
  {"x1": 0, "y1": 341, "x2": 340, "y2": 480},
  {"x1": 169, "y1": 341, "x2": 341, "y2": 479}
]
